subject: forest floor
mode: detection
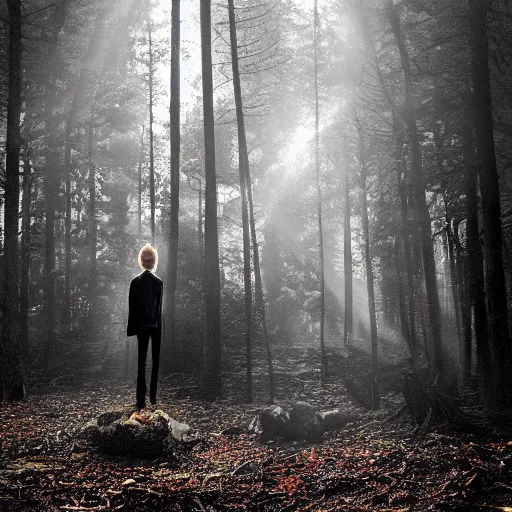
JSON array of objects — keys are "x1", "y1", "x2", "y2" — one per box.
[{"x1": 2, "y1": 350, "x2": 512, "y2": 511}]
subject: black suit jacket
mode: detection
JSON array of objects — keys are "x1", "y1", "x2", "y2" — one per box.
[{"x1": 127, "y1": 270, "x2": 163, "y2": 337}]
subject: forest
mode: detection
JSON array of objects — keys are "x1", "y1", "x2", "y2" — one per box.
[{"x1": 1, "y1": 0, "x2": 512, "y2": 510}]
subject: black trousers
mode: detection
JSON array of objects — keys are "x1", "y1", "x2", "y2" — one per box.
[{"x1": 136, "y1": 328, "x2": 161, "y2": 408}]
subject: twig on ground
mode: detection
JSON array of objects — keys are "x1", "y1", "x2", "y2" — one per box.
[
  {"x1": 278, "y1": 451, "x2": 303, "y2": 462},
  {"x1": 231, "y1": 459, "x2": 256, "y2": 476}
]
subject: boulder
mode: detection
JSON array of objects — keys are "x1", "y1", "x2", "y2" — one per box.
[
  {"x1": 97, "y1": 410, "x2": 123, "y2": 427},
  {"x1": 78, "y1": 407, "x2": 197, "y2": 457},
  {"x1": 289, "y1": 401, "x2": 323, "y2": 442},
  {"x1": 249, "y1": 402, "x2": 360, "y2": 442},
  {"x1": 317, "y1": 409, "x2": 357, "y2": 431},
  {"x1": 257, "y1": 405, "x2": 292, "y2": 441},
  {"x1": 250, "y1": 402, "x2": 323, "y2": 442},
  {"x1": 77, "y1": 419, "x2": 101, "y2": 441}
]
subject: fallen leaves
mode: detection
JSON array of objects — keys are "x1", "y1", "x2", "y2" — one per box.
[{"x1": 1, "y1": 384, "x2": 512, "y2": 511}]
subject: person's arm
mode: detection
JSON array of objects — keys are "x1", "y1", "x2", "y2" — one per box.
[
  {"x1": 157, "y1": 280, "x2": 163, "y2": 331},
  {"x1": 127, "y1": 279, "x2": 138, "y2": 336}
]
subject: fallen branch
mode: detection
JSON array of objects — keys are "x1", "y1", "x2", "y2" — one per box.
[
  {"x1": 277, "y1": 451, "x2": 303, "y2": 462},
  {"x1": 231, "y1": 459, "x2": 256, "y2": 476}
]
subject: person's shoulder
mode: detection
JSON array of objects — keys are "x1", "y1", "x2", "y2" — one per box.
[
  {"x1": 130, "y1": 274, "x2": 141, "y2": 284},
  {"x1": 153, "y1": 273, "x2": 163, "y2": 283}
]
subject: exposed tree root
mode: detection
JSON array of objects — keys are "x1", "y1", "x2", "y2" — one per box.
[{"x1": 403, "y1": 371, "x2": 489, "y2": 434}]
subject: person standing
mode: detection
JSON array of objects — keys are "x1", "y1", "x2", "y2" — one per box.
[{"x1": 127, "y1": 243, "x2": 163, "y2": 410}]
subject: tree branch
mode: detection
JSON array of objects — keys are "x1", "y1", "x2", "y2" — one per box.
[
  {"x1": 22, "y1": 3, "x2": 57, "y2": 19},
  {"x1": 239, "y1": 39, "x2": 278, "y2": 60},
  {"x1": 239, "y1": 58, "x2": 288, "y2": 75},
  {"x1": 217, "y1": 1, "x2": 278, "y2": 25}
]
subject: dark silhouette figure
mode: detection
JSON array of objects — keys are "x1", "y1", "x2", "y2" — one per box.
[{"x1": 127, "y1": 244, "x2": 163, "y2": 410}]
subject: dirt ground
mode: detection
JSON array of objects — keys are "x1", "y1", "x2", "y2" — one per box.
[{"x1": 1, "y1": 374, "x2": 512, "y2": 512}]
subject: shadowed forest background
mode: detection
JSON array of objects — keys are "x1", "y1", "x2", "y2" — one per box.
[
  {"x1": 1, "y1": 0, "x2": 512, "y2": 509},
  {"x1": 1, "y1": 0, "x2": 512, "y2": 408}
]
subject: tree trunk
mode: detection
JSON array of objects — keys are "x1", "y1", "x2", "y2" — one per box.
[
  {"x1": 88, "y1": 102, "x2": 97, "y2": 320},
  {"x1": 358, "y1": 1, "x2": 417, "y2": 359},
  {"x1": 343, "y1": 135, "x2": 353, "y2": 348},
  {"x1": 20, "y1": 149, "x2": 33, "y2": 370},
  {"x1": 2, "y1": 0, "x2": 24, "y2": 401},
  {"x1": 62, "y1": 77, "x2": 82, "y2": 332},
  {"x1": 445, "y1": 217, "x2": 462, "y2": 343},
  {"x1": 247, "y1": 180, "x2": 275, "y2": 404},
  {"x1": 453, "y1": 215, "x2": 472, "y2": 386},
  {"x1": 42, "y1": 0, "x2": 68, "y2": 369},
  {"x1": 43, "y1": 159, "x2": 58, "y2": 370},
  {"x1": 200, "y1": 0, "x2": 222, "y2": 401},
  {"x1": 228, "y1": 0, "x2": 253, "y2": 402},
  {"x1": 198, "y1": 182, "x2": 203, "y2": 255},
  {"x1": 395, "y1": 126, "x2": 418, "y2": 359},
  {"x1": 394, "y1": 237, "x2": 411, "y2": 344},
  {"x1": 63, "y1": 168, "x2": 72, "y2": 330},
  {"x1": 138, "y1": 127, "x2": 144, "y2": 237},
  {"x1": 388, "y1": 0, "x2": 444, "y2": 379},
  {"x1": 61, "y1": 6, "x2": 106, "y2": 331},
  {"x1": 167, "y1": 0, "x2": 181, "y2": 359},
  {"x1": 358, "y1": 127, "x2": 379, "y2": 409},
  {"x1": 313, "y1": 0, "x2": 327, "y2": 384},
  {"x1": 148, "y1": 20, "x2": 156, "y2": 244},
  {"x1": 62, "y1": 86, "x2": 80, "y2": 331},
  {"x1": 412, "y1": 227, "x2": 431, "y2": 367},
  {"x1": 468, "y1": 0, "x2": 511, "y2": 409}
]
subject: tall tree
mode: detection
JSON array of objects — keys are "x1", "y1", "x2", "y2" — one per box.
[
  {"x1": 201, "y1": 0, "x2": 222, "y2": 401},
  {"x1": 42, "y1": 0, "x2": 68, "y2": 368},
  {"x1": 395, "y1": 124, "x2": 418, "y2": 361},
  {"x1": 387, "y1": 0, "x2": 444, "y2": 379},
  {"x1": 61, "y1": 5, "x2": 109, "y2": 331},
  {"x1": 468, "y1": 0, "x2": 511, "y2": 408},
  {"x1": 88, "y1": 102, "x2": 97, "y2": 319},
  {"x1": 2, "y1": 0, "x2": 25, "y2": 401},
  {"x1": 313, "y1": 0, "x2": 327, "y2": 385},
  {"x1": 462, "y1": 96, "x2": 489, "y2": 390},
  {"x1": 20, "y1": 148, "x2": 32, "y2": 368},
  {"x1": 343, "y1": 132, "x2": 353, "y2": 347},
  {"x1": 228, "y1": 0, "x2": 253, "y2": 402},
  {"x1": 357, "y1": 124, "x2": 379, "y2": 409},
  {"x1": 148, "y1": 17, "x2": 156, "y2": 244},
  {"x1": 138, "y1": 126, "x2": 145, "y2": 237},
  {"x1": 357, "y1": 0, "x2": 417, "y2": 360},
  {"x1": 168, "y1": 0, "x2": 180, "y2": 357},
  {"x1": 246, "y1": 177, "x2": 275, "y2": 404},
  {"x1": 63, "y1": 119, "x2": 73, "y2": 330}
]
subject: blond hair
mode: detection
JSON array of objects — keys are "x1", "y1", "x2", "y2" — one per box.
[{"x1": 138, "y1": 243, "x2": 158, "y2": 271}]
